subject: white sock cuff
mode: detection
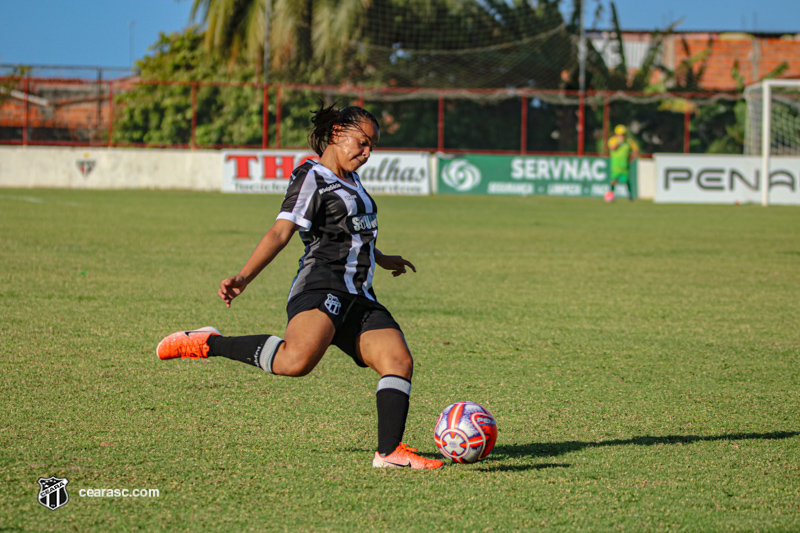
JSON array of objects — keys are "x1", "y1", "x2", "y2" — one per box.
[
  {"x1": 260, "y1": 336, "x2": 284, "y2": 374},
  {"x1": 376, "y1": 375, "x2": 411, "y2": 396}
]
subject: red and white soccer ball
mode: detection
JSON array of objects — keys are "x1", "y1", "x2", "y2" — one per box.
[
  {"x1": 434, "y1": 401, "x2": 497, "y2": 464},
  {"x1": 604, "y1": 190, "x2": 615, "y2": 203}
]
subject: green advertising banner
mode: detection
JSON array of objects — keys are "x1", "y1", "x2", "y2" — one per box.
[{"x1": 437, "y1": 154, "x2": 637, "y2": 198}]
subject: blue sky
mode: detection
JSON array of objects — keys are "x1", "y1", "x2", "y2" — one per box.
[{"x1": 0, "y1": 0, "x2": 798, "y2": 69}]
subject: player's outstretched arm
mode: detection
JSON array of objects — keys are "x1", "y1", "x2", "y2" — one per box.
[
  {"x1": 218, "y1": 218, "x2": 297, "y2": 307},
  {"x1": 375, "y1": 248, "x2": 416, "y2": 277}
]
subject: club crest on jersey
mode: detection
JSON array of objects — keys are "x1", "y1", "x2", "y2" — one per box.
[
  {"x1": 38, "y1": 477, "x2": 69, "y2": 511},
  {"x1": 347, "y1": 213, "x2": 378, "y2": 233},
  {"x1": 324, "y1": 294, "x2": 342, "y2": 315}
]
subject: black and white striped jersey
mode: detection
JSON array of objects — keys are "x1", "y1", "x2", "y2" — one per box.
[{"x1": 277, "y1": 161, "x2": 380, "y2": 302}]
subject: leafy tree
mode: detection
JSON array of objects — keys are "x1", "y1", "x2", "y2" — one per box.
[
  {"x1": 694, "y1": 60, "x2": 787, "y2": 154},
  {"x1": 183, "y1": 0, "x2": 579, "y2": 150},
  {"x1": 113, "y1": 28, "x2": 331, "y2": 148},
  {"x1": 190, "y1": 0, "x2": 369, "y2": 83},
  {"x1": 113, "y1": 0, "x2": 789, "y2": 154},
  {"x1": 113, "y1": 29, "x2": 265, "y2": 146},
  {"x1": 358, "y1": 0, "x2": 571, "y2": 89},
  {"x1": 190, "y1": 0, "x2": 268, "y2": 68}
]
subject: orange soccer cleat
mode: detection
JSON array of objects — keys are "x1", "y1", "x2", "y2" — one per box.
[
  {"x1": 372, "y1": 443, "x2": 444, "y2": 470},
  {"x1": 156, "y1": 327, "x2": 221, "y2": 360}
]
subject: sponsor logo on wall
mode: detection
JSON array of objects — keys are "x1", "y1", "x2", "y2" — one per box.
[
  {"x1": 437, "y1": 154, "x2": 619, "y2": 198},
  {"x1": 441, "y1": 159, "x2": 482, "y2": 191},
  {"x1": 222, "y1": 151, "x2": 430, "y2": 195},
  {"x1": 655, "y1": 155, "x2": 800, "y2": 205}
]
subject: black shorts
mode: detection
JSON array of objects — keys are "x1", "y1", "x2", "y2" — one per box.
[{"x1": 286, "y1": 290, "x2": 402, "y2": 367}]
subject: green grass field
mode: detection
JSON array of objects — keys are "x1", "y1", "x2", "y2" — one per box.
[{"x1": 1, "y1": 189, "x2": 799, "y2": 531}]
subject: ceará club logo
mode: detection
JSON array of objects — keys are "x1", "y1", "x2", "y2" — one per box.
[{"x1": 442, "y1": 159, "x2": 482, "y2": 191}]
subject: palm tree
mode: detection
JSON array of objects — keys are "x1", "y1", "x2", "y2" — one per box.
[
  {"x1": 190, "y1": 0, "x2": 267, "y2": 65},
  {"x1": 190, "y1": 0, "x2": 371, "y2": 77}
]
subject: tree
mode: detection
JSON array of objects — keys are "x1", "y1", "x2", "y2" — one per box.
[
  {"x1": 190, "y1": 0, "x2": 370, "y2": 82},
  {"x1": 191, "y1": 0, "x2": 268, "y2": 68},
  {"x1": 357, "y1": 0, "x2": 571, "y2": 89},
  {"x1": 113, "y1": 29, "x2": 265, "y2": 146}
]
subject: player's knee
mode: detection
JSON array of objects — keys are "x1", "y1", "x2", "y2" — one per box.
[
  {"x1": 273, "y1": 346, "x2": 320, "y2": 377},
  {"x1": 402, "y1": 360, "x2": 414, "y2": 380},
  {"x1": 274, "y1": 359, "x2": 314, "y2": 377},
  {"x1": 404, "y1": 353, "x2": 414, "y2": 376},
  {"x1": 388, "y1": 351, "x2": 414, "y2": 379}
]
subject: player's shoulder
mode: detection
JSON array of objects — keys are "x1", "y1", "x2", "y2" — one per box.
[
  {"x1": 286, "y1": 160, "x2": 324, "y2": 192},
  {"x1": 290, "y1": 159, "x2": 317, "y2": 182}
]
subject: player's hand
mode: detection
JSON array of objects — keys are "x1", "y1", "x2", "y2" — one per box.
[
  {"x1": 377, "y1": 254, "x2": 416, "y2": 277},
  {"x1": 218, "y1": 275, "x2": 249, "y2": 307}
]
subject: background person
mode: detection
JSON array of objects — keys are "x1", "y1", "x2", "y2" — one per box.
[{"x1": 607, "y1": 124, "x2": 639, "y2": 201}]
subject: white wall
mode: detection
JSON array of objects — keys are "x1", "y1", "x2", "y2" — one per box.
[
  {"x1": 636, "y1": 158, "x2": 656, "y2": 200},
  {"x1": 0, "y1": 146, "x2": 220, "y2": 190},
  {"x1": 0, "y1": 146, "x2": 660, "y2": 200}
]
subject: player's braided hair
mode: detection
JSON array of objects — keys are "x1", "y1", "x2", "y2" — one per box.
[{"x1": 308, "y1": 101, "x2": 379, "y2": 156}]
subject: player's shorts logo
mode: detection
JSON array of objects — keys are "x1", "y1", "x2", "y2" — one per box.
[
  {"x1": 38, "y1": 477, "x2": 69, "y2": 511},
  {"x1": 324, "y1": 294, "x2": 342, "y2": 315},
  {"x1": 441, "y1": 159, "x2": 482, "y2": 191}
]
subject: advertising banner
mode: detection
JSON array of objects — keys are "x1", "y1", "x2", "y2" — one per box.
[
  {"x1": 654, "y1": 154, "x2": 800, "y2": 205},
  {"x1": 222, "y1": 150, "x2": 430, "y2": 195},
  {"x1": 436, "y1": 154, "x2": 628, "y2": 198}
]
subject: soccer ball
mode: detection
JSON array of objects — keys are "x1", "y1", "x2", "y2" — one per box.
[
  {"x1": 604, "y1": 190, "x2": 615, "y2": 203},
  {"x1": 434, "y1": 401, "x2": 497, "y2": 464}
]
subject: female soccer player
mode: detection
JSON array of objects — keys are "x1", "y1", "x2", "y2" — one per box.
[{"x1": 157, "y1": 103, "x2": 443, "y2": 470}]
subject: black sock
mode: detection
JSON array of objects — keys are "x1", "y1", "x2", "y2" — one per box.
[
  {"x1": 376, "y1": 375, "x2": 411, "y2": 456},
  {"x1": 207, "y1": 335, "x2": 284, "y2": 373}
]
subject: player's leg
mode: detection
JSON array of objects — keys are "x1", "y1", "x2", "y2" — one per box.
[
  {"x1": 359, "y1": 328, "x2": 443, "y2": 469},
  {"x1": 359, "y1": 328, "x2": 413, "y2": 380},
  {"x1": 205, "y1": 310, "x2": 334, "y2": 376},
  {"x1": 269, "y1": 310, "x2": 335, "y2": 376},
  {"x1": 360, "y1": 328, "x2": 414, "y2": 457},
  {"x1": 625, "y1": 175, "x2": 634, "y2": 200},
  {"x1": 615, "y1": 173, "x2": 629, "y2": 197},
  {"x1": 157, "y1": 309, "x2": 335, "y2": 376}
]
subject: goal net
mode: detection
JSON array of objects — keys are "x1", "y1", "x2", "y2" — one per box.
[{"x1": 744, "y1": 79, "x2": 800, "y2": 205}]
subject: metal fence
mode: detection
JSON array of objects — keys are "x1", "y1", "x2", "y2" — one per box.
[{"x1": 0, "y1": 75, "x2": 743, "y2": 156}]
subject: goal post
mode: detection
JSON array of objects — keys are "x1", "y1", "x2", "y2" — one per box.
[{"x1": 744, "y1": 79, "x2": 800, "y2": 206}]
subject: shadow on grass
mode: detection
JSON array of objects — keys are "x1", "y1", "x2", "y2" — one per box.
[
  {"x1": 491, "y1": 430, "x2": 800, "y2": 460},
  {"x1": 472, "y1": 462, "x2": 570, "y2": 472}
]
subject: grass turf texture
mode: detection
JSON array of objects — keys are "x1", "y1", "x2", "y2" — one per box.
[{"x1": 1, "y1": 189, "x2": 799, "y2": 531}]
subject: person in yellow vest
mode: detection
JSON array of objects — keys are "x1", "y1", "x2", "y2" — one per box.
[{"x1": 607, "y1": 125, "x2": 639, "y2": 201}]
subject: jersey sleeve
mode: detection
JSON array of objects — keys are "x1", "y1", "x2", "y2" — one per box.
[{"x1": 277, "y1": 163, "x2": 320, "y2": 230}]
